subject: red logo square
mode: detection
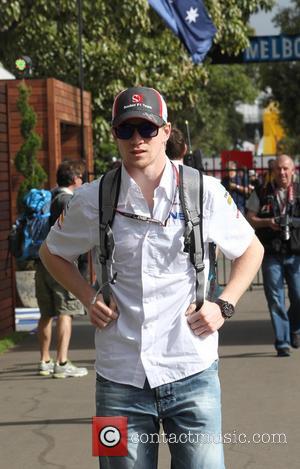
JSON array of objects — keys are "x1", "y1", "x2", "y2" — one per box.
[
  {"x1": 92, "y1": 416, "x2": 128, "y2": 456},
  {"x1": 132, "y1": 94, "x2": 143, "y2": 103}
]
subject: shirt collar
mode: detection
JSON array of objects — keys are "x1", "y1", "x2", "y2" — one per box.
[
  {"x1": 58, "y1": 187, "x2": 74, "y2": 195},
  {"x1": 120, "y1": 157, "x2": 176, "y2": 205},
  {"x1": 157, "y1": 157, "x2": 176, "y2": 203},
  {"x1": 169, "y1": 159, "x2": 184, "y2": 169}
]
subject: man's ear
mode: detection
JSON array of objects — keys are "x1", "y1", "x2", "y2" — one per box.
[
  {"x1": 181, "y1": 143, "x2": 188, "y2": 159},
  {"x1": 163, "y1": 122, "x2": 171, "y2": 142}
]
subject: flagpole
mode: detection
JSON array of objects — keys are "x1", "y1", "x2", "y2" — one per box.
[
  {"x1": 77, "y1": 0, "x2": 85, "y2": 161},
  {"x1": 185, "y1": 120, "x2": 193, "y2": 154}
]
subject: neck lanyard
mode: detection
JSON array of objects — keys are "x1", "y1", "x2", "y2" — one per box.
[{"x1": 273, "y1": 183, "x2": 294, "y2": 215}]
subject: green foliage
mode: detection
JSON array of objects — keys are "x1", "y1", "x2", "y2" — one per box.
[
  {"x1": 0, "y1": 0, "x2": 274, "y2": 164},
  {"x1": 0, "y1": 331, "x2": 28, "y2": 355},
  {"x1": 94, "y1": 140, "x2": 119, "y2": 177},
  {"x1": 258, "y1": 0, "x2": 300, "y2": 156},
  {"x1": 15, "y1": 82, "x2": 47, "y2": 210},
  {"x1": 171, "y1": 64, "x2": 258, "y2": 155},
  {"x1": 207, "y1": 0, "x2": 274, "y2": 54}
]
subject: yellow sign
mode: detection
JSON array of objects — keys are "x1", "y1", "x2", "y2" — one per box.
[{"x1": 263, "y1": 102, "x2": 285, "y2": 156}]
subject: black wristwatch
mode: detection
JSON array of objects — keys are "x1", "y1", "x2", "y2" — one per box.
[{"x1": 215, "y1": 298, "x2": 235, "y2": 319}]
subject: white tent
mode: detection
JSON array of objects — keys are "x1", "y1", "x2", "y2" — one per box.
[{"x1": 0, "y1": 64, "x2": 15, "y2": 79}]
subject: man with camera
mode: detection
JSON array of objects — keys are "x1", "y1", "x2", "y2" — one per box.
[{"x1": 247, "y1": 154, "x2": 300, "y2": 357}]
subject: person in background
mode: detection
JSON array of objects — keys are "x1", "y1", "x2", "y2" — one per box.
[
  {"x1": 166, "y1": 126, "x2": 187, "y2": 166},
  {"x1": 248, "y1": 169, "x2": 260, "y2": 194},
  {"x1": 36, "y1": 160, "x2": 89, "y2": 378},
  {"x1": 221, "y1": 160, "x2": 248, "y2": 214},
  {"x1": 247, "y1": 154, "x2": 300, "y2": 357},
  {"x1": 39, "y1": 86, "x2": 264, "y2": 468},
  {"x1": 166, "y1": 127, "x2": 204, "y2": 172},
  {"x1": 263, "y1": 158, "x2": 275, "y2": 186},
  {"x1": 190, "y1": 148, "x2": 205, "y2": 172}
]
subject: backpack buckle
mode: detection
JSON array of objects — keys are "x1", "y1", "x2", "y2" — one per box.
[
  {"x1": 195, "y1": 262, "x2": 205, "y2": 273},
  {"x1": 190, "y1": 216, "x2": 200, "y2": 227},
  {"x1": 99, "y1": 222, "x2": 108, "y2": 232}
]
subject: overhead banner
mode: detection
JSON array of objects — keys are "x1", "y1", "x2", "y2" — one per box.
[
  {"x1": 245, "y1": 35, "x2": 300, "y2": 63},
  {"x1": 210, "y1": 34, "x2": 300, "y2": 64}
]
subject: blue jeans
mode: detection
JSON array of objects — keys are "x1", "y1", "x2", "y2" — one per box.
[
  {"x1": 96, "y1": 360, "x2": 225, "y2": 469},
  {"x1": 262, "y1": 253, "x2": 300, "y2": 350}
]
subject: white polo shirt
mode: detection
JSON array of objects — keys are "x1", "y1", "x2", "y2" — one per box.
[{"x1": 46, "y1": 158, "x2": 254, "y2": 388}]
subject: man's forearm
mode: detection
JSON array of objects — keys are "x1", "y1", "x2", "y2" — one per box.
[
  {"x1": 247, "y1": 210, "x2": 275, "y2": 229},
  {"x1": 247, "y1": 209, "x2": 283, "y2": 233},
  {"x1": 248, "y1": 216, "x2": 272, "y2": 229},
  {"x1": 220, "y1": 235, "x2": 264, "y2": 306},
  {"x1": 39, "y1": 242, "x2": 95, "y2": 308}
]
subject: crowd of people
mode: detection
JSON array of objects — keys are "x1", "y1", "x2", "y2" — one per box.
[{"x1": 221, "y1": 160, "x2": 275, "y2": 215}]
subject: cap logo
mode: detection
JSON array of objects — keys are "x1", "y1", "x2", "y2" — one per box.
[
  {"x1": 112, "y1": 87, "x2": 167, "y2": 127},
  {"x1": 132, "y1": 94, "x2": 143, "y2": 104}
]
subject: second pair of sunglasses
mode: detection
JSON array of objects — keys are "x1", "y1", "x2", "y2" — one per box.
[{"x1": 114, "y1": 122, "x2": 160, "y2": 140}]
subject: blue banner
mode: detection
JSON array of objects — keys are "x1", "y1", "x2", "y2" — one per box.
[
  {"x1": 210, "y1": 35, "x2": 300, "y2": 64},
  {"x1": 244, "y1": 35, "x2": 300, "y2": 63},
  {"x1": 148, "y1": 0, "x2": 216, "y2": 63}
]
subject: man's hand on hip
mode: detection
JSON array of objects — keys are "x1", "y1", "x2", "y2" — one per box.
[
  {"x1": 88, "y1": 294, "x2": 119, "y2": 329},
  {"x1": 186, "y1": 300, "x2": 225, "y2": 336}
]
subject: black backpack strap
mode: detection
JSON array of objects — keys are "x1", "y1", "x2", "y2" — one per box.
[
  {"x1": 98, "y1": 167, "x2": 121, "y2": 305},
  {"x1": 179, "y1": 165, "x2": 205, "y2": 310}
]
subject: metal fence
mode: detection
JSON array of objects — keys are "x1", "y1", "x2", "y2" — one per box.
[
  {"x1": 216, "y1": 252, "x2": 263, "y2": 288},
  {"x1": 204, "y1": 165, "x2": 300, "y2": 183}
]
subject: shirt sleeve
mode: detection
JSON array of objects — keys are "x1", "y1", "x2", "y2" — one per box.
[
  {"x1": 204, "y1": 176, "x2": 254, "y2": 260},
  {"x1": 50, "y1": 193, "x2": 73, "y2": 226},
  {"x1": 46, "y1": 181, "x2": 99, "y2": 263}
]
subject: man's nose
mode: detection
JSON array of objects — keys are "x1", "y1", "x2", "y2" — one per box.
[{"x1": 131, "y1": 129, "x2": 144, "y2": 142}]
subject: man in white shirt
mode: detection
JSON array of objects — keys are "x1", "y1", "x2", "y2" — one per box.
[{"x1": 40, "y1": 87, "x2": 264, "y2": 469}]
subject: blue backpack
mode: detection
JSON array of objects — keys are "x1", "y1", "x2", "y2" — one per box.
[{"x1": 10, "y1": 189, "x2": 52, "y2": 261}]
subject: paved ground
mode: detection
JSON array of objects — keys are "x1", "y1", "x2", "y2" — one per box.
[{"x1": 0, "y1": 287, "x2": 299, "y2": 469}]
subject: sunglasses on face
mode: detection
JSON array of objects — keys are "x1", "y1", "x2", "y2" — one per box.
[{"x1": 114, "y1": 122, "x2": 160, "y2": 140}]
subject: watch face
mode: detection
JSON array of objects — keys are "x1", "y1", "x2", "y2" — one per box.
[
  {"x1": 223, "y1": 302, "x2": 234, "y2": 318},
  {"x1": 216, "y1": 299, "x2": 234, "y2": 319}
]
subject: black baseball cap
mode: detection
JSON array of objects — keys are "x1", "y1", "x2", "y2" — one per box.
[{"x1": 112, "y1": 86, "x2": 168, "y2": 127}]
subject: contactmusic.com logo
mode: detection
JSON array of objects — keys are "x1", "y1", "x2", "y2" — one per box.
[{"x1": 92, "y1": 416, "x2": 128, "y2": 456}]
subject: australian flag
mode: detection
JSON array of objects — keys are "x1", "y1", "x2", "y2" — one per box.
[{"x1": 148, "y1": 0, "x2": 216, "y2": 63}]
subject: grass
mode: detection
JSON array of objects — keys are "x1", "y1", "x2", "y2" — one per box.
[{"x1": 0, "y1": 331, "x2": 29, "y2": 355}]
